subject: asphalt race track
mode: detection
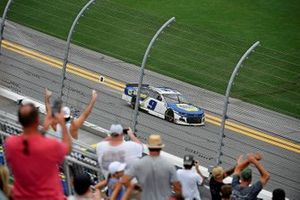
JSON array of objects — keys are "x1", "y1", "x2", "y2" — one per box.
[{"x1": 0, "y1": 22, "x2": 299, "y2": 199}]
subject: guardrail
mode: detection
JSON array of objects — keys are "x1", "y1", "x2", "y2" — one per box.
[{"x1": 0, "y1": 86, "x2": 273, "y2": 199}]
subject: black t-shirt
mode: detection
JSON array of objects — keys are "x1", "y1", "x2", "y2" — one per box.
[{"x1": 209, "y1": 177, "x2": 225, "y2": 200}]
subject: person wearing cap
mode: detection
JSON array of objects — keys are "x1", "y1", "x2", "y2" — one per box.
[
  {"x1": 105, "y1": 161, "x2": 127, "y2": 200},
  {"x1": 44, "y1": 88, "x2": 98, "y2": 139},
  {"x1": 209, "y1": 164, "x2": 235, "y2": 200},
  {"x1": 120, "y1": 134, "x2": 181, "y2": 200},
  {"x1": 231, "y1": 153, "x2": 270, "y2": 200},
  {"x1": 96, "y1": 124, "x2": 142, "y2": 177},
  {"x1": 176, "y1": 155, "x2": 205, "y2": 200}
]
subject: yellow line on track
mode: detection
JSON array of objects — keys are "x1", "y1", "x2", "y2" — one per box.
[
  {"x1": 2, "y1": 40, "x2": 299, "y2": 153},
  {"x1": 2, "y1": 40, "x2": 124, "y2": 91},
  {"x1": 205, "y1": 118, "x2": 300, "y2": 153}
]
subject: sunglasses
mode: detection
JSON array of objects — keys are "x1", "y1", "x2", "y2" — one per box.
[{"x1": 23, "y1": 139, "x2": 29, "y2": 155}]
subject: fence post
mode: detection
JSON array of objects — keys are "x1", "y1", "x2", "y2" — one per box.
[
  {"x1": 59, "y1": 0, "x2": 96, "y2": 100},
  {"x1": 0, "y1": 0, "x2": 14, "y2": 55},
  {"x1": 63, "y1": 159, "x2": 72, "y2": 196},
  {"x1": 216, "y1": 41, "x2": 260, "y2": 165},
  {"x1": 132, "y1": 17, "x2": 176, "y2": 133}
]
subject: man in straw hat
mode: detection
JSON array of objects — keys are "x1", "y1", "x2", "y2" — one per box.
[{"x1": 120, "y1": 134, "x2": 181, "y2": 200}]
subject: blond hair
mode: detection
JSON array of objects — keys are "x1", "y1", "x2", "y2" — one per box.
[{"x1": 0, "y1": 166, "x2": 11, "y2": 197}]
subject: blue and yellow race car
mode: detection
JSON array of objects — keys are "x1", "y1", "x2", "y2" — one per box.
[{"x1": 122, "y1": 84, "x2": 205, "y2": 125}]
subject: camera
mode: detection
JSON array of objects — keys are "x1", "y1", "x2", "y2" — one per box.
[
  {"x1": 51, "y1": 99, "x2": 62, "y2": 117},
  {"x1": 123, "y1": 128, "x2": 129, "y2": 135}
]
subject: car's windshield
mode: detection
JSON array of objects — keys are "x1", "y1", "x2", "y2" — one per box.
[{"x1": 163, "y1": 94, "x2": 188, "y2": 104}]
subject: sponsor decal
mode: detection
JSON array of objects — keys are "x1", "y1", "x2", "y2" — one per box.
[{"x1": 176, "y1": 104, "x2": 198, "y2": 112}]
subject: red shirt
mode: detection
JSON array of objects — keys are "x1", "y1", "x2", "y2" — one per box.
[{"x1": 5, "y1": 132, "x2": 68, "y2": 200}]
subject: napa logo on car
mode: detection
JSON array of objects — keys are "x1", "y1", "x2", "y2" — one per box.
[{"x1": 176, "y1": 104, "x2": 198, "y2": 112}]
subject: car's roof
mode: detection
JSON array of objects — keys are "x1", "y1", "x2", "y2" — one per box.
[{"x1": 150, "y1": 86, "x2": 181, "y2": 95}]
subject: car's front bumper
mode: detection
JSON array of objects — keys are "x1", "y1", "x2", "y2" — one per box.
[{"x1": 175, "y1": 115, "x2": 205, "y2": 126}]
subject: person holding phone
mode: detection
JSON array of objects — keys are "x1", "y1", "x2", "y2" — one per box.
[
  {"x1": 44, "y1": 88, "x2": 98, "y2": 139},
  {"x1": 96, "y1": 124, "x2": 142, "y2": 178},
  {"x1": 176, "y1": 155, "x2": 206, "y2": 200}
]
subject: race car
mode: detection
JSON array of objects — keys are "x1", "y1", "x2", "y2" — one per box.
[{"x1": 122, "y1": 84, "x2": 205, "y2": 125}]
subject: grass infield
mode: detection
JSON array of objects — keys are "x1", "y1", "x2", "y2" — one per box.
[{"x1": 0, "y1": 0, "x2": 299, "y2": 118}]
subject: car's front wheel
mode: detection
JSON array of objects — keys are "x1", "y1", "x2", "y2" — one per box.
[{"x1": 165, "y1": 109, "x2": 174, "y2": 123}]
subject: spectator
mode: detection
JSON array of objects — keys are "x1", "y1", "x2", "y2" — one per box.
[
  {"x1": 68, "y1": 172, "x2": 101, "y2": 200},
  {"x1": 96, "y1": 124, "x2": 142, "y2": 177},
  {"x1": 272, "y1": 188, "x2": 285, "y2": 200},
  {"x1": 107, "y1": 161, "x2": 126, "y2": 200},
  {"x1": 209, "y1": 165, "x2": 235, "y2": 200},
  {"x1": 220, "y1": 185, "x2": 232, "y2": 200},
  {"x1": 231, "y1": 153, "x2": 270, "y2": 200},
  {"x1": 120, "y1": 134, "x2": 181, "y2": 200},
  {"x1": 169, "y1": 193, "x2": 185, "y2": 200},
  {"x1": 5, "y1": 103, "x2": 72, "y2": 200},
  {"x1": 44, "y1": 88, "x2": 98, "y2": 139},
  {"x1": 177, "y1": 155, "x2": 205, "y2": 200},
  {"x1": 0, "y1": 165, "x2": 12, "y2": 199}
]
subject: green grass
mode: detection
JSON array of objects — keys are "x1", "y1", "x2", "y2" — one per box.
[{"x1": 0, "y1": 0, "x2": 299, "y2": 118}]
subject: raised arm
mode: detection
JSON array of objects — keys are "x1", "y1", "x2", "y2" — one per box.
[
  {"x1": 233, "y1": 155, "x2": 250, "y2": 175},
  {"x1": 194, "y1": 160, "x2": 205, "y2": 184},
  {"x1": 70, "y1": 90, "x2": 98, "y2": 139},
  {"x1": 45, "y1": 88, "x2": 52, "y2": 114},
  {"x1": 248, "y1": 153, "x2": 270, "y2": 186},
  {"x1": 127, "y1": 127, "x2": 141, "y2": 144},
  {"x1": 43, "y1": 88, "x2": 53, "y2": 130},
  {"x1": 224, "y1": 165, "x2": 236, "y2": 177}
]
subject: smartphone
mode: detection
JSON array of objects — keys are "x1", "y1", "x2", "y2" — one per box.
[
  {"x1": 123, "y1": 128, "x2": 129, "y2": 135},
  {"x1": 51, "y1": 99, "x2": 62, "y2": 117}
]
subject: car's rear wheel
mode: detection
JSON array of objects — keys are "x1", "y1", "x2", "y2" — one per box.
[{"x1": 165, "y1": 109, "x2": 174, "y2": 123}]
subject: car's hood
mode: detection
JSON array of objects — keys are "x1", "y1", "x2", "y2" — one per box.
[{"x1": 167, "y1": 103, "x2": 204, "y2": 115}]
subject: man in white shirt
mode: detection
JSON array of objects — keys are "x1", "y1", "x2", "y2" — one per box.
[
  {"x1": 177, "y1": 155, "x2": 205, "y2": 200},
  {"x1": 96, "y1": 124, "x2": 143, "y2": 177}
]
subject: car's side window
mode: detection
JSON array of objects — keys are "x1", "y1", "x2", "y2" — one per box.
[
  {"x1": 147, "y1": 100, "x2": 157, "y2": 110},
  {"x1": 148, "y1": 90, "x2": 156, "y2": 98},
  {"x1": 156, "y1": 95, "x2": 162, "y2": 101}
]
